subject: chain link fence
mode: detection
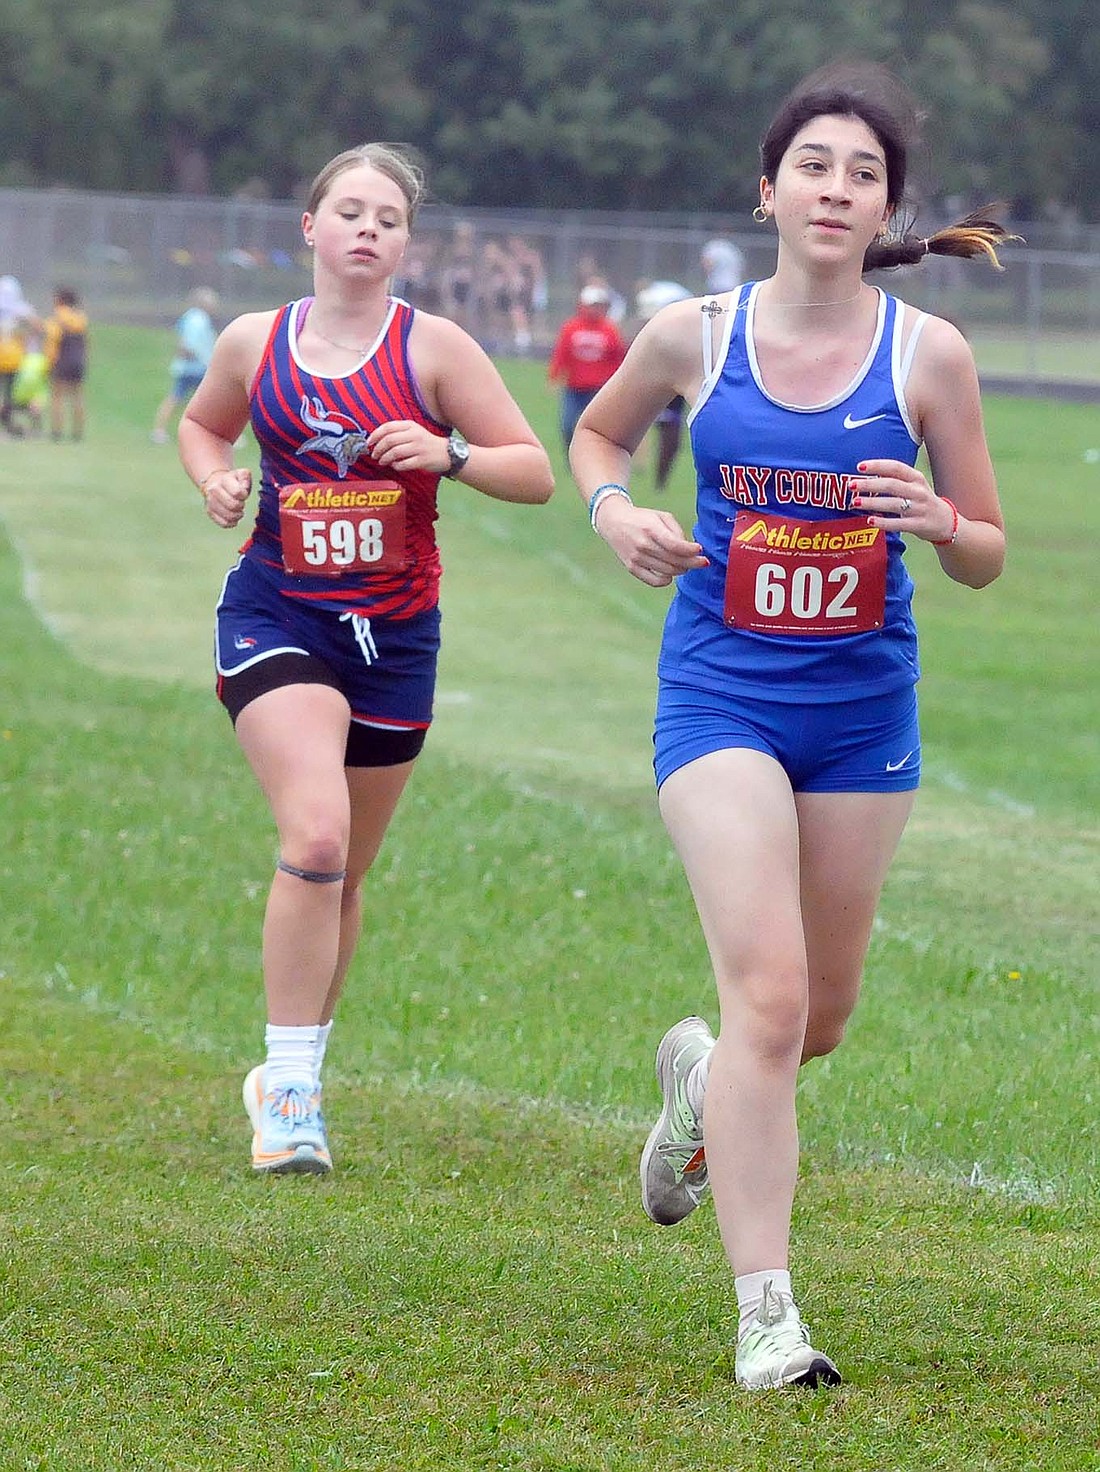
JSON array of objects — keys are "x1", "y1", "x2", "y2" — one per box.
[{"x1": 2, "y1": 188, "x2": 1097, "y2": 394}]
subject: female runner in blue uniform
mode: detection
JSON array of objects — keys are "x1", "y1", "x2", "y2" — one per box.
[
  {"x1": 569, "y1": 62, "x2": 1012, "y2": 1389},
  {"x1": 178, "y1": 144, "x2": 553, "y2": 1177}
]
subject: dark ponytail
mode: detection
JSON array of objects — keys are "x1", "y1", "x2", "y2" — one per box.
[{"x1": 864, "y1": 206, "x2": 1023, "y2": 273}]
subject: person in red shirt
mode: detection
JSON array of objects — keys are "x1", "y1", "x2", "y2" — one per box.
[{"x1": 547, "y1": 284, "x2": 626, "y2": 448}]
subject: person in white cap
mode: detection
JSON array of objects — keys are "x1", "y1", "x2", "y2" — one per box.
[{"x1": 701, "y1": 237, "x2": 746, "y2": 294}]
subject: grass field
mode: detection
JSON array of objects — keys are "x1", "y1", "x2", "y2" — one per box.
[
  {"x1": 969, "y1": 329, "x2": 1100, "y2": 385},
  {"x1": 0, "y1": 324, "x2": 1098, "y2": 1469}
]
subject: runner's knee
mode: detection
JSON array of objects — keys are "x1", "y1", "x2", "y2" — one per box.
[
  {"x1": 277, "y1": 822, "x2": 349, "y2": 879},
  {"x1": 276, "y1": 857, "x2": 347, "y2": 885}
]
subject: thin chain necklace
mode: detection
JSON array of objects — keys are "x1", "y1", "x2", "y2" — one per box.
[
  {"x1": 759, "y1": 286, "x2": 866, "y2": 308},
  {"x1": 310, "y1": 322, "x2": 376, "y2": 354}
]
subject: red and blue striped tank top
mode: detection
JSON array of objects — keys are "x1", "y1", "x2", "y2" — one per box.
[{"x1": 243, "y1": 295, "x2": 447, "y2": 618}]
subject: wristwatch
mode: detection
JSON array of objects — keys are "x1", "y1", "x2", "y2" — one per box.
[{"x1": 445, "y1": 427, "x2": 470, "y2": 478}]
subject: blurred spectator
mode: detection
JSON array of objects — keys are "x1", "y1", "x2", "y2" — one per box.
[
  {"x1": 505, "y1": 235, "x2": 547, "y2": 353},
  {"x1": 0, "y1": 275, "x2": 37, "y2": 436},
  {"x1": 394, "y1": 237, "x2": 442, "y2": 312},
  {"x1": 480, "y1": 239, "x2": 522, "y2": 352},
  {"x1": 150, "y1": 288, "x2": 219, "y2": 444},
  {"x1": 9, "y1": 326, "x2": 49, "y2": 436},
  {"x1": 547, "y1": 284, "x2": 627, "y2": 449},
  {"x1": 701, "y1": 237, "x2": 746, "y2": 293},
  {"x1": 440, "y1": 220, "x2": 477, "y2": 332},
  {"x1": 635, "y1": 281, "x2": 693, "y2": 491},
  {"x1": 576, "y1": 255, "x2": 627, "y2": 323},
  {"x1": 45, "y1": 287, "x2": 89, "y2": 441}
]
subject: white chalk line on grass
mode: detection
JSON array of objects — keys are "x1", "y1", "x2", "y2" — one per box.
[
  {"x1": 457, "y1": 501, "x2": 666, "y2": 633},
  {"x1": 932, "y1": 765, "x2": 1037, "y2": 818},
  {"x1": 1, "y1": 521, "x2": 69, "y2": 646},
  {"x1": 0, "y1": 505, "x2": 1072, "y2": 1208},
  {"x1": 15, "y1": 961, "x2": 1067, "y2": 1210},
  {"x1": 460, "y1": 502, "x2": 1053, "y2": 816},
  {"x1": 540, "y1": 548, "x2": 666, "y2": 632},
  {"x1": 0, "y1": 501, "x2": 1054, "y2": 824}
]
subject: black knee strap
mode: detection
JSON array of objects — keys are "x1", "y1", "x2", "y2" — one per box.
[{"x1": 276, "y1": 858, "x2": 347, "y2": 884}]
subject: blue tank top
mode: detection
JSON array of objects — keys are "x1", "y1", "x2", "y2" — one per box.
[{"x1": 660, "y1": 284, "x2": 928, "y2": 702}]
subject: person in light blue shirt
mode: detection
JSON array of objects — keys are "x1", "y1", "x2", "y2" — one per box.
[{"x1": 150, "y1": 287, "x2": 218, "y2": 442}]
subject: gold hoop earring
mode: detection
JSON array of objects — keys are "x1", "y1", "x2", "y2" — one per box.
[{"x1": 752, "y1": 205, "x2": 769, "y2": 225}]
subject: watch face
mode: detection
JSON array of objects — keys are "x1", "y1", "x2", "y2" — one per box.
[{"x1": 447, "y1": 428, "x2": 470, "y2": 473}]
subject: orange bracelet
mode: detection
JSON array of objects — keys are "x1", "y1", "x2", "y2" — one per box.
[
  {"x1": 930, "y1": 497, "x2": 959, "y2": 546},
  {"x1": 197, "y1": 471, "x2": 223, "y2": 499}
]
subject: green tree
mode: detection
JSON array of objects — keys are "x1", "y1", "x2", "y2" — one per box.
[
  {"x1": 153, "y1": 0, "x2": 427, "y2": 196},
  {"x1": 394, "y1": 0, "x2": 906, "y2": 210},
  {"x1": 908, "y1": 3, "x2": 1050, "y2": 210},
  {"x1": 0, "y1": 0, "x2": 1093, "y2": 219}
]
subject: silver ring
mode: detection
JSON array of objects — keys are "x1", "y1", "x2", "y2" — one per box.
[{"x1": 900, "y1": 498, "x2": 911, "y2": 513}]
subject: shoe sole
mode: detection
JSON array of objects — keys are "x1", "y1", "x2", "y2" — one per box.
[
  {"x1": 243, "y1": 1066, "x2": 332, "y2": 1175},
  {"x1": 639, "y1": 1016, "x2": 713, "y2": 1226},
  {"x1": 252, "y1": 1145, "x2": 332, "y2": 1176}
]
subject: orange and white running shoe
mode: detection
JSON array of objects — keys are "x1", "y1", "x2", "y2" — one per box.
[{"x1": 242, "y1": 1065, "x2": 332, "y2": 1175}]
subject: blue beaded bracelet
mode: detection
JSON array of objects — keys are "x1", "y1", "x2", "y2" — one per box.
[{"x1": 587, "y1": 482, "x2": 633, "y2": 531}]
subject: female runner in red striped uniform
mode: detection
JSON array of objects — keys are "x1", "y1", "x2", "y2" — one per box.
[{"x1": 178, "y1": 144, "x2": 553, "y2": 1176}]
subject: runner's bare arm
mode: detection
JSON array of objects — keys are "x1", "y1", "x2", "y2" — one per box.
[
  {"x1": 397, "y1": 314, "x2": 553, "y2": 503},
  {"x1": 178, "y1": 313, "x2": 274, "y2": 528},
  {"x1": 569, "y1": 304, "x2": 708, "y2": 586},
  {"x1": 894, "y1": 315, "x2": 1005, "y2": 588}
]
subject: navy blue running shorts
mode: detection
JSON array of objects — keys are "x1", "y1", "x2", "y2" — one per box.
[
  {"x1": 654, "y1": 680, "x2": 921, "y2": 793},
  {"x1": 214, "y1": 555, "x2": 439, "y2": 768}
]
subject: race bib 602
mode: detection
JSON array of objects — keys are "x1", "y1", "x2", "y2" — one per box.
[{"x1": 724, "y1": 511, "x2": 886, "y2": 636}]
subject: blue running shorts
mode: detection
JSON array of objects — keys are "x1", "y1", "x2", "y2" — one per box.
[
  {"x1": 215, "y1": 555, "x2": 440, "y2": 753},
  {"x1": 654, "y1": 680, "x2": 921, "y2": 793}
]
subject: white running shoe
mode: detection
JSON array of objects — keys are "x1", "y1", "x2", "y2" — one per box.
[
  {"x1": 639, "y1": 1016, "x2": 715, "y2": 1225},
  {"x1": 735, "y1": 1281, "x2": 841, "y2": 1389},
  {"x1": 242, "y1": 1065, "x2": 332, "y2": 1175}
]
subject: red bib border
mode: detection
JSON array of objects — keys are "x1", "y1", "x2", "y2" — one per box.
[
  {"x1": 278, "y1": 481, "x2": 407, "y2": 578},
  {"x1": 724, "y1": 510, "x2": 887, "y2": 636}
]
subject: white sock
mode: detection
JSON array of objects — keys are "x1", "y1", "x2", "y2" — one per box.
[
  {"x1": 263, "y1": 1024, "x2": 321, "y2": 1092},
  {"x1": 685, "y1": 1049, "x2": 711, "y2": 1122},
  {"x1": 314, "y1": 1020, "x2": 334, "y2": 1088},
  {"x1": 736, "y1": 1269, "x2": 793, "y2": 1339}
]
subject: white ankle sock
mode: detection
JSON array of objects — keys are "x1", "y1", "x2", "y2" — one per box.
[
  {"x1": 735, "y1": 1269, "x2": 793, "y2": 1338},
  {"x1": 314, "y1": 1020, "x2": 334, "y2": 1088},
  {"x1": 264, "y1": 1024, "x2": 321, "y2": 1091}
]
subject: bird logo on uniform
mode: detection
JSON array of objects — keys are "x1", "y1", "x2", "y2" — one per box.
[{"x1": 297, "y1": 395, "x2": 371, "y2": 479}]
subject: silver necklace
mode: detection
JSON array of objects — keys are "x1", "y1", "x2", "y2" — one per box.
[
  {"x1": 760, "y1": 287, "x2": 866, "y2": 308},
  {"x1": 310, "y1": 323, "x2": 375, "y2": 353}
]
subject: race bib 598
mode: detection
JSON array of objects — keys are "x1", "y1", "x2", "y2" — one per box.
[{"x1": 278, "y1": 481, "x2": 406, "y2": 578}]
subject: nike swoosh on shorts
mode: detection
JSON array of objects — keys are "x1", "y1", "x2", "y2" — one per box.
[{"x1": 885, "y1": 750, "x2": 915, "y2": 772}]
